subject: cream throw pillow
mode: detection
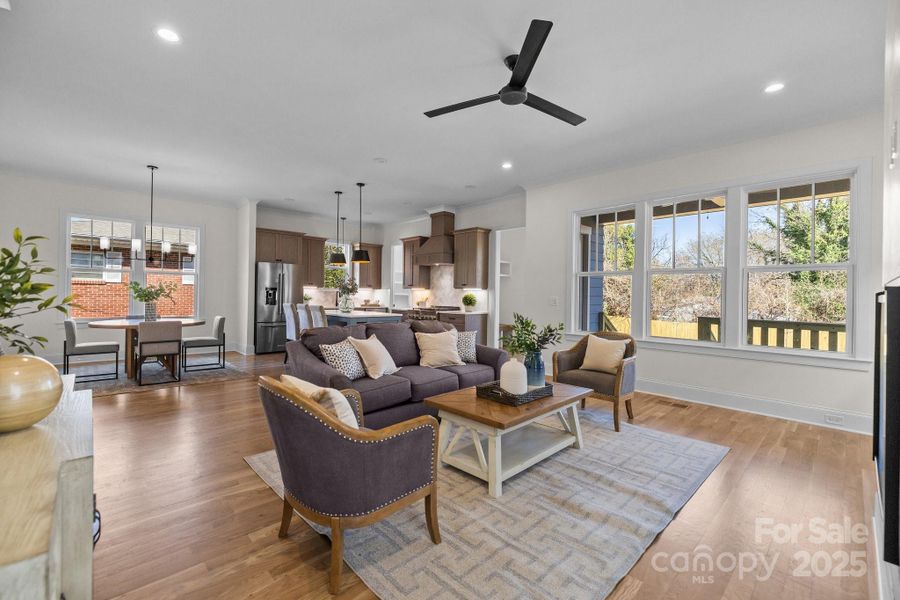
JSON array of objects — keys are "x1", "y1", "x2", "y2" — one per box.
[
  {"x1": 415, "y1": 330, "x2": 465, "y2": 368},
  {"x1": 580, "y1": 335, "x2": 627, "y2": 374},
  {"x1": 280, "y1": 374, "x2": 359, "y2": 429},
  {"x1": 347, "y1": 335, "x2": 399, "y2": 379}
]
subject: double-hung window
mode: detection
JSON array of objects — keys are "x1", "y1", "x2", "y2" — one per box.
[
  {"x1": 575, "y1": 207, "x2": 635, "y2": 333},
  {"x1": 67, "y1": 217, "x2": 134, "y2": 319},
  {"x1": 144, "y1": 225, "x2": 200, "y2": 318},
  {"x1": 744, "y1": 177, "x2": 851, "y2": 353},
  {"x1": 324, "y1": 241, "x2": 351, "y2": 289},
  {"x1": 648, "y1": 195, "x2": 726, "y2": 342}
]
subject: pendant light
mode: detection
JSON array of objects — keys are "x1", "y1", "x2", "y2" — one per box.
[
  {"x1": 351, "y1": 182, "x2": 370, "y2": 264},
  {"x1": 329, "y1": 191, "x2": 346, "y2": 266}
]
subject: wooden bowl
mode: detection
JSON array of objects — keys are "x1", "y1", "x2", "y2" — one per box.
[{"x1": 0, "y1": 354, "x2": 63, "y2": 433}]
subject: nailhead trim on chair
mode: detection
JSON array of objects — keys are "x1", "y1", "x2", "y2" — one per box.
[{"x1": 262, "y1": 384, "x2": 437, "y2": 517}]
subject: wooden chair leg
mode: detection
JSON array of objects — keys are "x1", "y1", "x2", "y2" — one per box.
[
  {"x1": 581, "y1": 397, "x2": 586, "y2": 410},
  {"x1": 613, "y1": 397, "x2": 620, "y2": 432},
  {"x1": 425, "y1": 489, "x2": 441, "y2": 544},
  {"x1": 625, "y1": 397, "x2": 634, "y2": 420},
  {"x1": 329, "y1": 518, "x2": 344, "y2": 595},
  {"x1": 278, "y1": 498, "x2": 293, "y2": 538}
]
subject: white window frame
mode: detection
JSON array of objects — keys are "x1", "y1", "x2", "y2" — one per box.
[
  {"x1": 143, "y1": 222, "x2": 201, "y2": 318},
  {"x1": 323, "y1": 240, "x2": 351, "y2": 290}
]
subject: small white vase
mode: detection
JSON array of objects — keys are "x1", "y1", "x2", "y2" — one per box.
[{"x1": 499, "y1": 357, "x2": 528, "y2": 395}]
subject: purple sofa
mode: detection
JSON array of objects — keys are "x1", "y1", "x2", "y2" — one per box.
[{"x1": 285, "y1": 320, "x2": 508, "y2": 429}]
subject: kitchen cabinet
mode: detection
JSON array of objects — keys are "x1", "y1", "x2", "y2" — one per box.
[
  {"x1": 402, "y1": 236, "x2": 431, "y2": 289},
  {"x1": 355, "y1": 243, "x2": 383, "y2": 289},
  {"x1": 439, "y1": 312, "x2": 488, "y2": 345},
  {"x1": 256, "y1": 228, "x2": 302, "y2": 265},
  {"x1": 303, "y1": 235, "x2": 327, "y2": 288},
  {"x1": 453, "y1": 227, "x2": 490, "y2": 289}
]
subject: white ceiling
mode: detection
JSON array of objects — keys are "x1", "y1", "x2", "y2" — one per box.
[{"x1": 0, "y1": 1, "x2": 885, "y2": 222}]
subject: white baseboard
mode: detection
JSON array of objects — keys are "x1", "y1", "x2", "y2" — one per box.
[{"x1": 637, "y1": 377, "x2": 873, "y2": 435}]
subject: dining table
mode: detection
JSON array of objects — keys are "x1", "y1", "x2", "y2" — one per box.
[{"x1": 87, "y1": 318, "x2": 206, "y2": 379}]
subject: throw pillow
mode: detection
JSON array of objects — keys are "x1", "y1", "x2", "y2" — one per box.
[
  {"x1": 456, "y1": 330, "x2": 477, "y2": 363},
  {"x1": 319, "y1": 339, "x2": 366, "y2": 380},
  {"x1": 580, "y1": 334, "x2": 627, "y2": 374},
  {"x1": 415, "y1": 330, "x2": 464, "y2": 368},
  {"x1": 280, "y1": 374, "x2": 359, "y2": 429},
  {"x1": 348, "y1": 335, "x2": 399, "y2": 379}
]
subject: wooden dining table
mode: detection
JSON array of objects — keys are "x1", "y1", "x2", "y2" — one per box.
[{"x1": 87, "y1": 318, "x2": 206, "y2": 379}]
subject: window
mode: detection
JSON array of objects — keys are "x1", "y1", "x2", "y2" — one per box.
[
  {"x1": 144, "y1": 225, "x2": 199, "y2": 318},
  {"x1": 323, "y1": 241, "x2": 350, "y2": 289},
  {"x1": 648, "y1": 195, "x2": 726, "y2": 342},
  {"x1": 67, "y1": 217, "x2": 134, "y2": 319},
  {"x1": 575, "y1": 208, "x2": 634, "y2": 334},
  {"x1": 745, "y1": 178, "x2": 850, "y2": 353}
]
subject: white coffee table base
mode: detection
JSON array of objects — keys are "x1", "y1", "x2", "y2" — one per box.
[{"x1": 437, "y1": 400, "x2": 583, "y2": 498}]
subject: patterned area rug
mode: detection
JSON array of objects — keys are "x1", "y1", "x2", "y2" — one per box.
[
  {"x1": 245, "y1": 409, "x2": 729, "y2": 600},
  {"x1": 68, "y1": 360, "x2": 254, "y2": 397}
]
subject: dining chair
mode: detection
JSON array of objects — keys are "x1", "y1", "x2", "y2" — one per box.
[
  {"x1": 181, "y1": 316, "x2": 226, "y2": 373},
  {"x1": 283, "y1": 303, "x2": 299, "y2": 363},
  {"x1": 295, "y1": 303, "x2": 312, "y2": 333},
  {"x1": 306, "y1": 304, "x2": 328, "y2": 328},
  {"x1": 135, "y1": 321, "x2": 182, "y2": 385},
  {"x1": 62, "y1": 319, "x2": 120, "y2": 382}
]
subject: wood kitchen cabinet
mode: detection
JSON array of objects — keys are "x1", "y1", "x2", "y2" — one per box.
[
  {"x1": 402, "y1": 236, "x2": 431, "y2": 289},
  {"x1": 302, "y1": 235, "x2": 327, "y2": 287},
  {"x1": 256, "y1": 228, "x2": 302, "y2": 264},
  {"x1": 355, "y1": 243, "x2": 383, "y2": 289},
  {"x1": 453, "y1": 227, "x2": 490, "y2": 289},
  {"x1": 439, "y1": 311, "x2": 488, "y2": 345}
]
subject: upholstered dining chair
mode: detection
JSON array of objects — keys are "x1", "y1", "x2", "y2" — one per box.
[
  {"x1": 295, "y1": 303, "x2": 312, "y2": 334},
  {"x1": 181, "y1": 315, "x2": 226, "y2": 373},
  {"x1": 63, "y1": 319, "x2": 120, "y2": 382},
  {"x1": 283, "y1": 303, "x2": 299, "y2": 363},
  {"x1": 552, "y1": 331, "x2": 637, "y2": 432},
  {"x1": 306, "y1": 304, "x2": 328, "y2": 328},
  {"x1": 257, "y1": 376, "x2": 440, "y2": 594},
  {"x1": 135, "y1": 321, "x2": 182, "y2": 385}
]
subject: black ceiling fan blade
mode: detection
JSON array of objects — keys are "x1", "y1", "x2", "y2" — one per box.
[
  {"x1": 424, "y1": 94, "x2": 500, "y2": 118},
  {"x1": 509, "y1": 19, "x2": 553, "y2": 88},
  {"x1": 523, "y1": 93, "x2": 586, "y2": 126}
]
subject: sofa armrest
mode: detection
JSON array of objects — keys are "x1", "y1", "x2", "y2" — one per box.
[
  {"x1": 616, "y1": 356, "x2": 637, "y2": 396},
  {"x1": 285, "y1": 340, "x2": 352, "y2": 389},
  {"x1": 476, "y1": 344, "x2": 509, "y2": 379}
]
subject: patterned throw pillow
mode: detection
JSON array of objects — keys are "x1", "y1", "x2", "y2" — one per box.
[
  {"x1": 457, "y1": 330, "x2": 477, "y2": 363},
  {"x1": 319, "y1": 339, "x2": 366, "y2": 380}
]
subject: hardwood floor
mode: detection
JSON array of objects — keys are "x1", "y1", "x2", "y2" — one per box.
[{"x1": 92, "y1": 352, "x2": 875, "y2": 599}]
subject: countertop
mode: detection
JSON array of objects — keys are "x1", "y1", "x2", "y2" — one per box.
[{"x1": 437, "y1": 310, "x2": 489, "y2": 315}]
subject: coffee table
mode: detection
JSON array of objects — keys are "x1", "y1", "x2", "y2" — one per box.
[{"x1": 424, "y1": 382, "x2": 592, "y2": 498}]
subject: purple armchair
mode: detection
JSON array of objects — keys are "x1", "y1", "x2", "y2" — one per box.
[{"x1": 257, "y1": 376, "x2": 441, "y2": 594}]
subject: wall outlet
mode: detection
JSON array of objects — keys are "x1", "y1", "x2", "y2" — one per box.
[
  {"x1": 824, "y1": 414, "x2": 844, "y2": 426},
  {"x1": 549, "y1": 296, "x2": 559, "y2": 307}
]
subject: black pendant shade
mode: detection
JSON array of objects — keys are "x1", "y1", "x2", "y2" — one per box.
[
  {"x1": 352, "y1": 182, "x2": 370, "y2": 264},
  {"x1": 329, "y1": 191, "x2": 347, "y2": 266}
]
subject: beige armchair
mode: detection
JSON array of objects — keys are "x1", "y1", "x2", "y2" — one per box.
[{"x1": 552, "y1": 331, "x2": 636, "y2": 432}]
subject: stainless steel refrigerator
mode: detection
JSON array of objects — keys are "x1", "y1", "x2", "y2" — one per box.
[{"x1": 255, "y1": 261, "x2": 303, "y2": 353}]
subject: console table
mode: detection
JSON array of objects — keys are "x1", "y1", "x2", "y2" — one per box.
[{"x1": 0, "y1": 375, "x2": 93, "y2": 599}]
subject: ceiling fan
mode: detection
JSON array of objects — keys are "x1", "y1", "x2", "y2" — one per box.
[{"x1": 424, "y1": 19, "x2": 586, "y2": 126}]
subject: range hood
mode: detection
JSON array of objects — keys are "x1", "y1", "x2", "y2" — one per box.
[{"x1": 415, "y1": 211, "x2": 455, "y2": 265}]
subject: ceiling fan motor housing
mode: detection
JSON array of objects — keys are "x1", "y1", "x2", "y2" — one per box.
[{"x1": 499, "y1": 85, "x2": 528, "y2": 105}]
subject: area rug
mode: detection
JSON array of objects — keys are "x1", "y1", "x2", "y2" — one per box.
[
  {"x1": 245, "y1": 408, "x2": 729, "y2": 600},
  {"x1": 68, "y1": 361, "x2": 254, "y2": 396}
]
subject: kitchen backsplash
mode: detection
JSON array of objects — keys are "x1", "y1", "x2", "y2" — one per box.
[
  {"x1": 304, "y1": 287, "x2": 389, "y2": 308},
  {"x1": 429, "y1": 265, "x2": 487, "y2": 310}
]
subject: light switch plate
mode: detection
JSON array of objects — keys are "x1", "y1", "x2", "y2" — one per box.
[{"x1": 549, "y1": 296, "x2": 559, "y2": 307}]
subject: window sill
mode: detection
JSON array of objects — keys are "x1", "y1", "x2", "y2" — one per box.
[{"x1": 563, "y1": 332, "x2": 872, "y2": 372}]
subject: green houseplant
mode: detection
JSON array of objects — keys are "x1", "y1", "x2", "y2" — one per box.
[
  {"x1": 462, "y1": 293, "x2": 477, "y2": 312},
  {"x1": 335, "y1": 272, "x2": 359, "y2": 313},
  {"x1": 500, "y1": 313, "x2": 565, "y2": 386},
  {"x1": 129, "y1": 280, "x2": 177, "y2": 321},
  {"x1": 0, "y1": 228, "x2": 74, "y2": 432}
]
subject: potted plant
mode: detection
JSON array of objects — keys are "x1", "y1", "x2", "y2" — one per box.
[
  {"x1": 335, "y1": 272, "x2": 359, "y2": 313},
  {"x1": 462, "y1": 293, "x2": 477, "y2": 312},
  {"x1": 0, "y1": 228, "x2": 74, "y2": 432},
  {"x1": 500, "y1": 313, "x2": 565, "y2": 386},
  {"x1": 303, "y1": 292, "x2": 313, "y2": 303},
  {"x1": 129, "y1": 280, "x2": 177, "y2": 321}
]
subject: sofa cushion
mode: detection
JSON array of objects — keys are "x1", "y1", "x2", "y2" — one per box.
[
  {"x1": 393, "y1": 365, "x2": 459, "y2": 402},
  {"x1": 555, "y1": 369, "x2": 616, "y2": 396},
  {"x1": 366, "y1": 322, "x2": 419, "y2": 367},
  {"x1": 301, "y1": 325, "x2": 366, "y2": 361},
  {"x1": 352, "y1": 374, "x2": 412, "y2": 413},
  {"x1": 409, "y1": 319, "x2": 454, "y2": 334},
  {"x1": 436, "y1": 363, "x2": 495, "y2": 388}
]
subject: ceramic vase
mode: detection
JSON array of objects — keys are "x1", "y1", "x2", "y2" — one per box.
[
  {"x1": 0, "y1": 354, "x2": 63, "y2": 432},
  {"x1": 144, "y1": 301, "x2": 158, "y2": 321},
  {"x1": 524, "y1": 351, "x2": 545, "y2": 387},
  {"x1": 499, "y1": 357, "x2": 528, "y2": 395}
]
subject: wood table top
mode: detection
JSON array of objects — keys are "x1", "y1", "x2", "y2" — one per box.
[
  {"x1": 424, "y1": 382, "x2": 592, "y2": 430},
  {"x1": 87, "y1": 318, "x2": 206, "y2": 329}
]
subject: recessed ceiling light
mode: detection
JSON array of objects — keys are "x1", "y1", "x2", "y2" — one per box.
[
  {"x1": 764, "y1": 82, "x2": 785, "y2": 94},
  {"x1": 156, "y1": 28, "x2": 181, "y2": 43},
  {"x1": 501, "y1": 161, "x2": 513, "y2": 170}
]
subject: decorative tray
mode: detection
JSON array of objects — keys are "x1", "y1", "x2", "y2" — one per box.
[{"x1": 475, "y1": 381, "x2": 554, "y2": 406}]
